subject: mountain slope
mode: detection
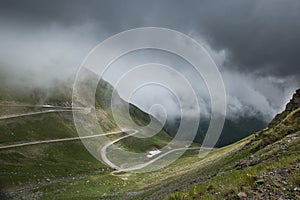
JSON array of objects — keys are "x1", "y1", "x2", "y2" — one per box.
[
  {"x1": 156, "y1": 89, "x2": 300, "y2": 200},
  {"x1": 1, "y1": 76, "x2": 298, "y2": 199},
  {"x1": 0, "y1": 78, "x2": 171, "y2": 198}
]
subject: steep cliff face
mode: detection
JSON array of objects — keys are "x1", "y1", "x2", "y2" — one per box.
[
  {"x1": 250, "y1": 88, "x2": 300, "y2": 150},
  {"x1": 286, "y1": 89, "x2": 300, "y2": 111},
  {"x1": 269, "y1": 88, "x2": 300, "y2": 128}
]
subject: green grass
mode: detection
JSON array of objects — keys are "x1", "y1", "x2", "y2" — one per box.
[
  {"x1": 3, "y1": 123, "x2": 298, "y2": 199},
  {"x1": 0, "y1": 108, "x2": 252, "y2": 199},
  {"x1": 1, "y1": 81, "x2": 298, "y2": 199},
  {"x1": 0, "y1": 141, "x2": 108, "y2": 192},
  {"x1": 168, "y1": 137, "x2": 299, "y2": 200},
  {"x1": 165, "y1": 109, "x2": 300, "y2": 200},
  {"x1": 255, "y1": 108, "x2": 300, "y2": 149},
  {"x1": 0, "y1": 105, "x2": 39, "y2": 116},
  {"x1": 0, "y1": 100, "x2": 178, "y2": 199},
  {"x1": 0, "y1": 113, "x2": 77, "y2": 143},
  {"x1": 116, "y1": 130, "x2": 172, "y2": 153}
]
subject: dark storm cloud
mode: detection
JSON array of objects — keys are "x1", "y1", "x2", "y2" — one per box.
[
  {"x1": 193, "y1": 0, "x2": 300, "y2": 77},
  {"x1": 1, "y1": 0, "x2": 300, "y2": 77},
  {"x1": 0, "y1": 0, "x2": 156, "y2": 35},
  {"x1": 142, "y1": 0, "x2": 300, "y2": 77},
  {"x1": 0, "y1": 0, "x2": 299, "y2": 120}
]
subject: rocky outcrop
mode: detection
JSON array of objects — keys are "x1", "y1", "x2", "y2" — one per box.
[
  {"x1": 286, "y1": 88, "x2": 300, "y2": 111},
  {"x1": 268, "y1": 88, "x2": 300, "y2": 128}
]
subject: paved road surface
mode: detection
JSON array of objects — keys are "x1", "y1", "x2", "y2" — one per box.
[
  {"x1": 0, "y1": 130, "x2": 124, "y2": 150},
  {"x1": 0, "y1": 104, "x2": 211, "y2": 171}
]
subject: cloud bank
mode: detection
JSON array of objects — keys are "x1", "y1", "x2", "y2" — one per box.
[{"x1": 0, "y1": 0, "x2": 299, "y2": 122}]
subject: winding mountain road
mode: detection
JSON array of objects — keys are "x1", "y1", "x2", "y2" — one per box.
[
  {"x1": 0, "y1": 104, "x2": 211, "y2": 172},
  {"x1": 99, "y1": 129, "x2": 139, "y2": 170},
  {"x1": 0, "y1": 110, "x2": 70, "y2": 120},
  {"x1": 0, "y1": 130, "x2": 124, "y2": 150},
  {"x1": 99, "y1": 128, "x2": 210, "y2": 172}
]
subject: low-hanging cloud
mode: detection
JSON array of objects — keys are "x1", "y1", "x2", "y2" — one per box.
[
  {"x1": 0, "y1": 0, "x2": 299, "y2": 123},
  {"x1": 0, "y1": 21, "x2": 100, "y2": 87}
]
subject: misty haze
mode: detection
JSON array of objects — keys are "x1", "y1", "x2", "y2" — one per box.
[{"x1": 0, "y1": 1, "x2": 299, "y2": 199}]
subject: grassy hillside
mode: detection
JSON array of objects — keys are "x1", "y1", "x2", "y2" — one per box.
[
  {"x1": 1, "y1": 76, "x2": 298, "y2": 199},
  {"x1": 159, "y1": 89, "x2": 300, "y2": 200},
  {"x1": 0, "y1": 78, "x2": 172, "y2": 199}
]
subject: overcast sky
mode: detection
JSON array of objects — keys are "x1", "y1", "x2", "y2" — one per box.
[{"x1": 0, "y1": 0, "x2": 299, "y2": 121}]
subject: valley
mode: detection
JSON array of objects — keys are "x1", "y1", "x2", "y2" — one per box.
[{"x1": 0, "y1": 81, "x2": 299, "y2": 199}]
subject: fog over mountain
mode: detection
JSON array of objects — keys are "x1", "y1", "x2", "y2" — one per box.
[{"x1": 0, "y1": 0, "x2": 299, "y2": 125}]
